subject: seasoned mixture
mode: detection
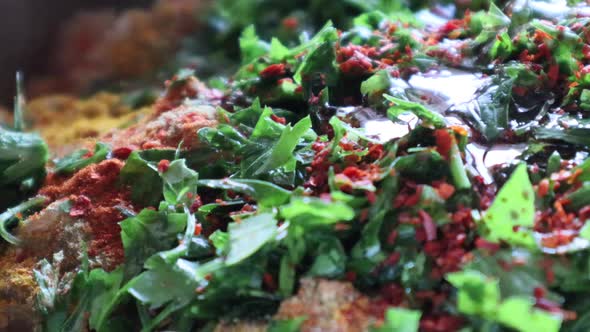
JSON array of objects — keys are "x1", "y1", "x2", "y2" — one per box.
[{"x1": 3, "y1": 1, "x2": 590, "y2": 331}]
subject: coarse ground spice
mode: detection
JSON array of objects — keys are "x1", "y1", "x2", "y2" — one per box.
[{"x1": 39, "y1": 159, "x2": 136, "y2": 269}]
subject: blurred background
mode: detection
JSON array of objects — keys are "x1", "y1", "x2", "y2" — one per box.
[{"x1": 0, "y1": 0, "x2": 154, "y2": 106}]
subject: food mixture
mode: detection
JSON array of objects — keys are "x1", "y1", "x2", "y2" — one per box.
[{"x1": 3, "y1": 0, "x2": 590, "y2": 331}]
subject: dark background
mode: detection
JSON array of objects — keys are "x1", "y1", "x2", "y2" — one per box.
[{"x1": 0, "y1": 0, "x2": 153, "y2": 107}]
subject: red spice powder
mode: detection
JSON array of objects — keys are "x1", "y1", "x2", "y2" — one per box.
[{"x1": 40, "y1": 159, "x2": 136, "y2": 269}]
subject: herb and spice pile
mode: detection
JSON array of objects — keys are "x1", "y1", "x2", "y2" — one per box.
[{"x1": 4, "y1": 0, "x2": 590, "y2": 331}]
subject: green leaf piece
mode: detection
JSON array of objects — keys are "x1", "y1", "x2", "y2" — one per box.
[{"x1": 481, "y1": 163, "x2": 536, "y2": 248}]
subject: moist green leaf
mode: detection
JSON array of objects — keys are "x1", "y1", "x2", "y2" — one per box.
[
  {"x1": 447, "y1": 269, "x2": 562, "y2": 332},
  {"x1": 0, "y1": 128, "x2": 48, "y2": 186},
  {"x1": 120, "y1": 209, "x2": 187, "y2": 278},
  {"x1": 481, "y1": 163, "x2": 536, "y2": 248},
  {"x1": 0, "y1": 195, "x2": 46, "y2": 244},
  {"x1": 41, "y1": 262, "x2": 126, "y2": 332},
  {"x1": 447, "y1": 270, "x2": 500, "y2": 317},
  {"x1": 371, "y1": 307, "x2": 421, "y2": 332},
  {"x1": 128, "y1": 258, "x2": 223, "y2": 308},
  {"x1": 226, "y1": 212, "x2": 278, "y2": 265},
  {"x1": 198, "y1": 178, "x2": 291, "y2": 208},
  {"x1": 54, "y1": 143, "x2": 110, "y2": 174},
  {"x1": 239, "y1": 25, "x2": 269, "y2": 64},
  {"x1": 160, "y1": 159, "x2": 199, "y2": 205},
  {"x1": 210, "y1": 230, "x2": 230, "y2": 255},
  {"x1": 281, "y1": 196, "x2": 355, "y2": 226},
  {"x1": 449, "y1": 138, "x2": 471, "y2": 190},
  {"x1": 361, "y1": 70, "x2": 391, "y2": 96},
  {"x1": 119, "y1": 151, "x2": 162, "y2": 206},
  {"x1": 534, "y1": 127, "x2": 590, "y2": 146},
  {"x1": 306, "y1": 236, "x2": 346, "y2": 278},
  {"x1": 497, "y1": 297, "x2": 561, "y2": 332},
  {"x1": 472, "y1": 77, "x2": 512, "y2": 141},
  {"x1": 385, "y1": 95, "x2": 445, "y2": 128},
  {"x1": 250, "y1": 116, "x2": 314, "y2": 176},
  {"x1": 293, "y1": 23, "x2": 339, "y2": 85}
]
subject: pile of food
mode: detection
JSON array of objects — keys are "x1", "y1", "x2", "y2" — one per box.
[{"x1": 3, "y1": 0, "x2": 590, "y2": 331}]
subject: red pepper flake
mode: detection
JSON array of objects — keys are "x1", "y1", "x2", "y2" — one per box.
[
  {"x1": 383, "y1": 252, "x2": 401, "y2": 266},
  {"x1": 82, "y1": 150, "x2": 94, "y2": 158},
  {"x1": 334, "y1": 223, "x2": 351, "y2": 231},
  {"x1": 434, "y1": 129, "x2": 452, "y2": 159},
  {"x1": 366, "y1": 144, "x2": 384, "y2": 161},
  {"x1": 270, "y1": 113, "x2": 287, "y2": 125},
  {"x1": 260, "y1": 63, "x2": 286, "y2": 80},
  {"x1": 435, "y1": 182, "x2": 455, "y2": 200},
  {"x1": 40, "y1": 160, "x2": 134, "y2": 268},
  {"x1": 190, "y1": 195, "x2": 203, "y2": 212},
  {"x1": 158, "y1": 159, "x2": 170, "y2": 173},
  {"x1": 282, "y1": 17, "x2": 299, "y2": 30},
  {"x1": 533, "y1": 286, "x2": 546, "y2": 299},
  {"x1": 475, "y1": 237, "x2": 500, "y2": 253},
  {"x1": 112, "y1": 146, "x2": 134, "y2": 160},
  {"x1": 345, "y1": 271, "x2": 357, "y2": 282},
  {"x1": 547, "y1": 63, "x2": 560, "y2": 83},
  {"x1": 380, "y1": 283, "x2": 404, "y2": 306},
  {"x1": 387, "y1": 230, "x2": 398, "y2": 245},
  {"x1": 579, "y1": 206, "x2": 590, "y2": 221},
  {"x1": 194, "y1": 223, "x2": 203, "y2": 236},
  {"x1": 263, "y1": 272, "x2": 277, "y2": 291},
  {"x1": 419, "y1": 210, "x2": 437, "y2": 241},
  {"x1": 69, "y1": 195, "x2": 92, "y2": 217},
  {"x1": 537, "y1": 179, "x2": 550, "y2": 197}
]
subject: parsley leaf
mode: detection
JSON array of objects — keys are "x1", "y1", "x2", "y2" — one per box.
[
  {"x1": 54, "y1": 143, "x2": 110, "y2": 174},
  {"x1": 481, "y1": 163, "x2": 536, "y2": 249}
]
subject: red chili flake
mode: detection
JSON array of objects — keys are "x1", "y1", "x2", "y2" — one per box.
[
  {"x1": 339, "y1": 56, "x2": 373, "y2": 75},
  {"x1": 282, "y1": 17, "x2": 299, "y2": 30},
  {"x1": 190, "y1": 195, "x2": 203, "y2": 212},
  {"x1": 434, "y1": 129, "x2": 452, "y2": 159},
  {"x1": 579, "y1": 206, "x2": 590, "y2": 221},
  {"x1": 345, "y1": 271, "x2": 357, "y2": 282},
  {"x1": 263, "y1": 273, "x2": 277, "y2": 291},
  {"x1": 366, "y1": 144, "x2": 384, "y2": 161},
  {"x1": 365, "y1": 191, "x2": 376, "y2": 204},
  {"x1": 435, "y1": 182, "x2": 455, "y2": 200},
  {"x1": 334, "y1": 223, "x2": 351, "y2": 231},
  {"x1": 380, "y1": 283, "x2": 404, "y2": 305},
  {"x1": 547, "y1": 63, "x2": 560, "y2": 83},
  {"x1": 537, "y1": 179, "x2": 550, "y2": 197},
  {"x1": 383, "y1": 252, "x2": 401, "y2": 266},
  {"x1": 157, "y1": 159, "x2": 170, "y2": 173},
  {"x1": 69, "y1": 195, "x2": 92, "y2": 217},
  {"x1": 394, "y1": 185, "x2": 423, "y2": 208},
  {"x1": 475, "y1": 237, "x2": 500, "y2": 253},
  {"x1": 112, "y1": 146, "x2": 134, "y2": 160},
  {"x1": 533, "y1": 287, "x2": 546, "y2": 299},
  {"x1": 194, "y1": 223, "x2": 203, "y2": 236},
  {"x1": 419, "y1": 210, "x2": 437, "y2": 241},
  {"x1": 424, "y1": 241, "x2": 442, "y2": 256},
  {"x1": 512, "y1": 86, "x2": 527, "y2": 96},
  {"x1": 260, "y1": 63, "x2": 286, "y2": 79},
  {"x1": 420, "y1": 315, "x2": 464, "y2": 332},
  {"x1": 387, "y1": 230, "x2": 398, "y2": 245},
  {"x1": 270, "y1": 113, "x2": 287, "y2": 125},
  {"x1": 82, "y1": 150, "x2": 94, "y2": 158}
]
